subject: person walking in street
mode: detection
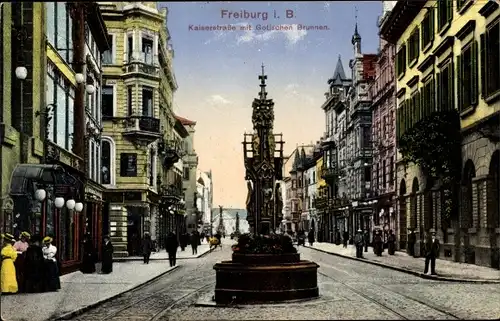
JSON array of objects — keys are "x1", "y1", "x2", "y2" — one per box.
[
  {"x1": 179, "y1": 232, "x2": 188, "y2": 252},
  {"x1": 334, "y1": 229, "x2": 341, "y2": 245},
  {"x1": 387, "y1": 230, "x2": 396, "y2": 255},
  {"x1": 23, "y1": 234, "x2": 46, "y2": 293},
  {"x1": 101, "y1": 235, "x2": 114, "y2": 274},
  {"x1": 1, "y1": 233, "x2": 18, "y2": 294},
  {"x1": 342, "y1": 230, "x2": 349, "y2": 248},
  {"x1": 165, "y1": 232, "x2": 178, "y2": 267},
  {"x1": 142, "y1": 233, "x2": 153, "y2": 264},
  {"x1": 81, "y1": 233, "x2": 97, "y2": 273},
  {"x1": 190, "y1": 231, "x2": 199, "y2": 255},
  {"x1": 407, "y1": 229, "x2": 416, "y2": 257},
  {"x1": 424, "y1": 232, "x2": 440, "y2": 275},
  {"x1": 363, "y1": 229, "x2": 369, "y2": 252},
  {"x1": 308, "y1": 230, "x2": 315, "y2": 246},
  {"x1": 354, "y1": 229, "x2": 364, "y2": 258},
  {"x1": 13, "y1": 231, "x2": 30, "y2": 293},
  {"x1": 373, "y1": 230, "x2": 383, "y2": 256},
  {"x1": 42, "y1": 236, "x2": 60, "y2": 292}
]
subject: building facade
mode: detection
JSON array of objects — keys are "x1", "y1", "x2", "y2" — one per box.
[
  {"x1": 178, "y1": 116, "x2": 199, "y2": 233},
  {"x1": 302, "y1": 143, "x2": 321, "y2": 238},
  {"x1": 99, "y1": 2, "x2": 178, "y2": 256},
  {"x1": 1, "y1": 2, "x2": 110, "y2": 273},
  {"x1": 196, "y1": 169, "x2": 213, "y2": 229},
  {"x1": 369, "y1": 1, "x2": 398, "y2": 246},
  {"x1": 320, "y1": 56, "x2": 352, "y2": 243},
  {"x1": 382, "y1": 0, "x2": 499, "y2": 268}
]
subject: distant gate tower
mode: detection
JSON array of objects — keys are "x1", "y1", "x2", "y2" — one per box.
[{"x1": 243, "y1": 65, "x2": 285, "y2": 235}]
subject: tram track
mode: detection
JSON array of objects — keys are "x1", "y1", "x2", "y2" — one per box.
[{"x1": 318, "y1": 269, "x2": 460, "y2": 320}]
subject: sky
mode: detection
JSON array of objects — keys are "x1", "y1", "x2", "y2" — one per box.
[{"x1": 160, "y1": 1, "x2": 382, "y2": 209}]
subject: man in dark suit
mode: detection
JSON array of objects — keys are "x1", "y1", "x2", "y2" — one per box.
[{"x1": 424, "y1": 232, "x2": 440, "y2": 275}]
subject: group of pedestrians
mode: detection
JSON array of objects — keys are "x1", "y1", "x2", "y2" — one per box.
[
  {"x1": 141, "y1": 230, "x2": 203, "y2": 268},
  {"x1": 80, "y1": 233, "x2": 114, "y2": 274},
  {"x1": 1, "y1": 232, "x2": 61, "y2": 295}
]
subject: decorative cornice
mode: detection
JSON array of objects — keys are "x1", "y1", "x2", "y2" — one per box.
[
  {"x1": 417, "y1": 54, "x2": 435, "y2": 72},
  {"x1": 455, "y1": 20, "x2": 476, "y2": 41},
  {"x1": 432, "y1": 36, "x2": 455, "y2": 57}
]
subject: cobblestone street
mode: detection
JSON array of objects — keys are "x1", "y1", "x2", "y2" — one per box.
[{"x1": 67, "y1": 245, "x2": 500, "y2": 320}]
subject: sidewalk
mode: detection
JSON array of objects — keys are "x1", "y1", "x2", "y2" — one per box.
[
  {"x1": 114, "y1": 243, "x2": 212, "y2": 262},
  {"x1": 305, "y1": 242, "x2": 500, "y2": 283},
  {"x1": 0, "y1": 262, "x2": 179, "y2": 321}
]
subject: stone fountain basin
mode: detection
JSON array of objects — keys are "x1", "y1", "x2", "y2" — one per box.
[{"x1": 213, "y1": 254, "x2": 319, "y2": 304}]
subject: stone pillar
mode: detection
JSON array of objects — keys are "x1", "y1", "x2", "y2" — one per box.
[
  {"x1": 397, "y1": 196, "x2": 407, "y2": 251},
  {"x1": 472, "y1": 175, "x2": 496, "y2": 266},
  {"x1": 414, "y1": 192, "x2": 424, "y2": 257},
  {"x1": 109, "y1": 205, "x2": 128, "y2": 257}
]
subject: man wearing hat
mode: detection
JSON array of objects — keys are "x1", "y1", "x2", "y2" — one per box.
[
  {"x1": 354, "y1": 229, "x2": 364, "y2": 258},
  {"x1": 423, "y1": 231, "x2": 440, "y2": 275},
  {"x1": 1, "y1": 233, "x2": 18, "y2": 294}
]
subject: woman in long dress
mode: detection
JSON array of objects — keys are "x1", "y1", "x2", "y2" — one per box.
[
  {"x1": 13, "y1": 231, "x2": 30, "y2": 293},
  {"x1": 101, "y1": 235, "x2": 114, "y2": 274},
  {"x1": 23, "y1": 234, "x2": 46, "y2": 293},
  {"x1": 42, "y1": 236, "x2": 61, "y2": 291},
  {"x1": 80, "y1": 233, "x2": 96, "y2": 273},
  {"x1": 1, "y1": 233, "x2": 18, "y2": 294}
]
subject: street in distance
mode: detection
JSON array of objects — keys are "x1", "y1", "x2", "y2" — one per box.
[{"x1": 188, "y1": 24, "x2": 330, "y2": 31}]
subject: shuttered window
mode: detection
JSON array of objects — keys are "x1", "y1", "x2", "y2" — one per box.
[{"x1": 457, "y1": 41, "x2": 479, "y2": 112}]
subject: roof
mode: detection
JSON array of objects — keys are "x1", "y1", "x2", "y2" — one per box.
[
  {"x1": 379, "y1": 1, "x2": 426, "y2": 44},
  {"x1": 175, "y1": 115, "x2": 196, "y2": 126},
  {"x1": 328, "y1": 55, "x2": 347, "y2": 86}
]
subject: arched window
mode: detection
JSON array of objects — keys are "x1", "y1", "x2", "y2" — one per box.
[
  {"x1": 101, "y1": 138, "x2": 115, "y2": 185},
  {"x1": 461, "y1": 160, "x2": 476, "y2": 229}
]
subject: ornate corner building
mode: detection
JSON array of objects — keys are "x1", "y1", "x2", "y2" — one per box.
[
  {"x1": 382, "y1": 0, "x2": 499, "y2": 268},
  {"x1": 98, "y1": 2, "x2": 180, "y2": 256}
]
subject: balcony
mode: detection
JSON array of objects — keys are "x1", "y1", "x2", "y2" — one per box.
[
  {"x1": 321, "y1": 166, "x2": 340, "y2": 182},
  {"x1": 122, "y1": 116, "x2": 161, "y2": 142},
  {"x1": 159, "y1": 139, "x2": 184, "y2": 169}
]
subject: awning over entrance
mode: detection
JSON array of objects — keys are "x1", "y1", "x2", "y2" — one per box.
[{"x1": 9, "y1": 164, "x2": 76, "y2": 196}]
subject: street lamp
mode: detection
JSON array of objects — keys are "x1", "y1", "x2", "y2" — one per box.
[
  {"x1": 35, "y1": 189, "x2": 47, "y2": 202},
  {"x1": 75, "y1": 73, "x2": 85, "y2": 84},
  {"x1": 15, "y1": 67, "x2": 27, "y2": 80},
  {"x1": 54, "y1": 197, "x2": 65, "y2": 209},
  {"x1": 75, "y1": 202, "x2": 84, "y2": 213},
  {"x1": 66, "y1": 199, "x2": 76, "y2": 210}
]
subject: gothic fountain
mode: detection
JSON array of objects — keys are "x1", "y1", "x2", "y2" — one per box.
[{"x1": 211, "y1": 66, "x2": 319, "y2": 305}]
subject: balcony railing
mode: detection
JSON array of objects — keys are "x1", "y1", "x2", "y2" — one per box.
[
  {"x1": 321, "y1": 166, "x2": 340, "y2": 180},
  {"x1": 122, "y1": 116, "x2": 161, "y2": 136},
  {"x1": 124, "y1": 61, "x2": 160, "y2": 78}
]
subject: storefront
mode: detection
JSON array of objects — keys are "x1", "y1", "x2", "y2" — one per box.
[{"x1": 9, "y1": 164, "x2": 85, "y2": 274}]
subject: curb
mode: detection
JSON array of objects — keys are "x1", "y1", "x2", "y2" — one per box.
[
  {"x1": 113, "y1": 248, "x2": 214, "y2": 262},
  {"x1": 54, "y1": 265, "x2": 180, "y2": 320},
  {"x1": 304, "y1": 246, "x2": 500, "y2": 284}
]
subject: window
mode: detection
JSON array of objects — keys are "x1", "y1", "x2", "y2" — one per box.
[
  {"x1": 362, "y1": 126, "x2": 371, "y2": 149},
  {"x1": 60, "y1": 207, "x2": 76, "y2": 262},
  {"x1": 142, "y1": 37, "x2": 154, "y2": 64},
  {"x1": 102, "y1": 34, "x2": 115, "y2": 64},
  {"x1": 46, "y1": 3, "x2": 73, "y2": 65},
  {"x1": 142, "y1": 86, "x2": 154, "y2": 116},
  {"x1": 382, "y1": 160, "x2": 387, "y2": 188},
  {"x1": 47, "y1": 67, "x2": 75, "y2": 151},
  {"x1": 408, "y1": 28, "x2": 420, "y2": 64},
  {"x1": 437, "y1": 63, "x2": 454, "y2": 112},
  {"x1": 102, "y1": 85, "x2": 114, "y2": 117},
  {"x1": 149, "y1": 148, "x2": 156, "y2": 186},
  {"x1": 437, "y1": 0, "x2": 452, "y2": 32},
  {"x1": 481, "y1": 21, "x2": 500, "y2": 99},
  {"x1": 128, "y1": 87, "x2": 134, "y2": 116},
  {"x1": 422, "y1": 76, "x2": 436, "y2": 119},
  {"x1": 396, "y1": 44, "x2": 407, "y2": 78},
  {"x1": 421, "y1": 11, "x2": 434, "y2": 50},
  {"x1": 456, "y1": 0, "x2": 470, "y2": 12},
  {"x1": 183, "y1": 167, "x2": 190, "y2": 180},
  {"x1": 101, "y1": 139, "x2": 115, "y2": 185},
  {"x1": 120, "y1": 153, "x2": 137, "y2": 177},
  {"x1": 457, "y1": 41, "x2": 478, "y2": 112},
  {"x1": 127, "y1": 35, "x2": 134, "y2": 62}
]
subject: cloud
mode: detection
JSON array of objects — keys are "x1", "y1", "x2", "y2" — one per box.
[
  {"x1": 284, "y1": 84, "x2": 316, "y2": 105},
  {"x1": 236, "y1": 24, "x2": 307, "y2": 46},
  {"x1": 206, "y1": 94, "x2": 232, "y2": 106}
]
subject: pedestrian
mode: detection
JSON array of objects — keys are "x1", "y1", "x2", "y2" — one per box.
[
  {"x1": 80, "y1": 233, "x2": 97, "y2": 273},
  {"x1": 335, "y1": 229, "x2": 341, "y2": 245},
  {"x1": 308, "y1": 230, "x2": 315, "y2": 246},
  {"x1": 354, "y1": 229, "x2": 364, "y2": 258},
  {"x1": 373, "y1": 230, "x2": 383, "y2": 256},
  {"x1": 13, "y1": 231, "x2": 30, "y2": 292},
  {"x1": 142, "y1": 232, "x2": 153, "y2": 264},
  {"x1": 101, "y1": 235, "x2": 114, "y2": 274},
  {"x1": 165, "y1": 232, "x2": 178, "y2": 267},
  {"x1": 424, "y1": 232, "x2": 440, "y2": 275},
  {"x1": 342, "y1": 230, "x2": 349, "y2": 248},
  {"x1": 23, "y1": 234, "x2": 45, "y2": 293},
  {"x1": 363, "y1": 229, "x2": 369, "y2": 252},
  {"x1": 190, "y1": 232, "x2": 199, "y2": 255},
  {"x1": 1, "y1": 233, "x2": 18, "y2": 294},
  {"x1": 42, "y1": 236, "x2": 61, "y2": 292},
  {"x1": 407, "y1": 229, "x2": 416, "y2": 257},
  {"x1": 387, "y1": 230, "x2": 396, "y2": 255}
]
